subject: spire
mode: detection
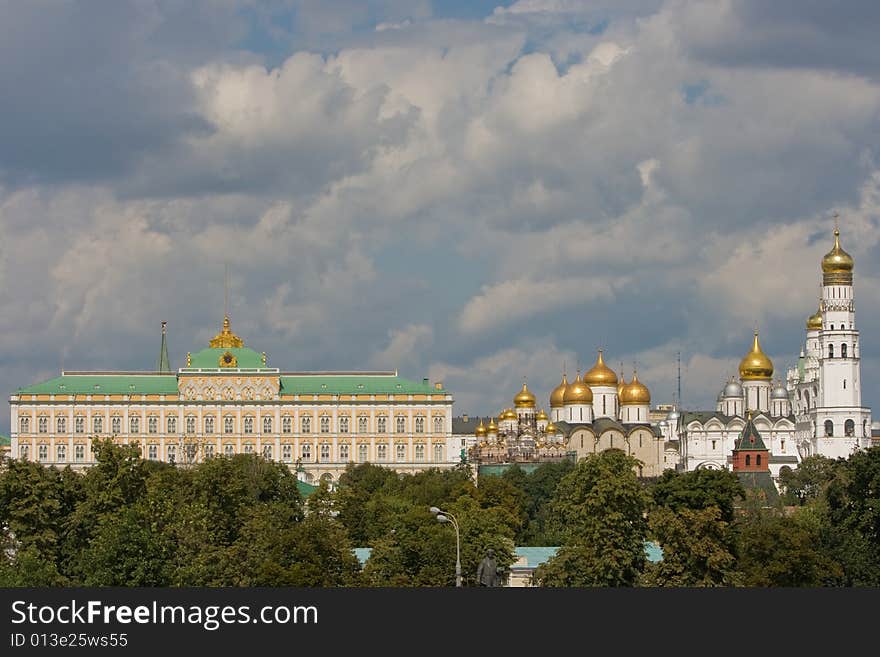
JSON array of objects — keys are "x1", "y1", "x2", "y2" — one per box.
[{"x1": 158, "y1": 321, "x2": 171, "y2": 373}]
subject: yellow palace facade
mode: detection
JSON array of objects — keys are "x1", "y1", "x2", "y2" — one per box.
[{"x1": 9, "y1": 317, "x2": 456, "y2": 484}]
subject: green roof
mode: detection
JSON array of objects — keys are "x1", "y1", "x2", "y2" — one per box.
[
  {"x1": 17, "y1": 374, "x2": 179, "y2": 395},
  {"x1": 188, "y1": 347, "x2": 266, "y2": 369},
  {"x1": 279, "y1": 375, "x2": 443, "y2": 395},
  {"x1": 734, "y1": 416, "x2": 768, "y2": 451},
  {"x1": 0, "y1": 435, "x2": 10, "y2": 447},
  {"x1": 297, "y1": 479, "x2": 318, "y2": 497}
]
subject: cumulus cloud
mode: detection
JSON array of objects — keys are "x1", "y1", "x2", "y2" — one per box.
[{"x1": 2, "y1": 0, "x2": 880, "y2": 433}]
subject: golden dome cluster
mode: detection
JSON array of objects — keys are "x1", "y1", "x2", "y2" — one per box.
[
  {"x1": 822, "y1": 227, "x2": 854, "y2": 285},
  {"x1": 739, "y1": 331, "x2": 774, "y2": 381},
  {"x1": 536, "y1": 409, "x2": 548, "y2": 421}
]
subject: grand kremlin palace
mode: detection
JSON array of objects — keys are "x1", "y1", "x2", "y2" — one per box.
[{"x1": 8, "y1": 316, "x2": 456, "y2": 484}]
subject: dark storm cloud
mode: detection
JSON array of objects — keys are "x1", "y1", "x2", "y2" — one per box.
[
  {"x1": 681, "y1": 0, "x2": 880, "y2": 79},
  {"x1": 0, "y1": 0, "x2": 251, "y2": 187}
]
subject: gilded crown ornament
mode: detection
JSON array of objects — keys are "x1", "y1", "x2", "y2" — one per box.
[{"x1": 209, "y1": 315, "x2": 244, "y2": 348}]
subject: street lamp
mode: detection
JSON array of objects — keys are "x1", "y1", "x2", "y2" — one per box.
[{"x1": 430, "y1": 506, "x2": 462, "y2": 587}]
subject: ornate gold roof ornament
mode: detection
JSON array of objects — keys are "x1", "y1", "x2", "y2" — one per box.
[
  {"x1": 209, "y1": 315, "x2": 244, "y2": 348},
  {"x1": 219, "y1": 351, "x2": 238, "y2": 368},
  {"x1": 186, "y1": 352, "x2": 191, "y2": 367}
]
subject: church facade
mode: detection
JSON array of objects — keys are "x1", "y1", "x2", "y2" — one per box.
[
  {"x1": 468, "y1": 351, "x2": 666, "y2": 477},
  {"x1": 9, "y1": 316, "x2": 456, "y2": 484},
  {"x1": 674, "y1": 225, "x2": 873, "y2": 479}
]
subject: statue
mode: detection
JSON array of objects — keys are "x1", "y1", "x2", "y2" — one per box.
[{"x1": 477, "y1": 549, "x2": 499, "y2": 587}]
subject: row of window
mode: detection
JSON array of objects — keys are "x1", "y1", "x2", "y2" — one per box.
[
  {"x1": 18, "y1": 414, "x2": 445, "y2": 435},
  {"x1": 19, "y1": 442, "x2": 446, "y2": 464},
  {"x1": 827, "y1": 343, "x2": 855, "y2": 358}
]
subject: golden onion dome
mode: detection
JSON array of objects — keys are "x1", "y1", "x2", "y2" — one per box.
[
  {"x1": 545, "y1": 422, "x2": 557, "y2": 434},
  {"x1": 620, "y1": 371, "x2": 651, "y2": 405},
  {"x1": 487, "y1": 418, "x2": 498, "y2": 432},
  {"x1": 550, "y1": 374, "x2": 568, "y2": 408},
  {"x1": 514, "y1": 382, "x2": 537, "y2": 408},
  {"x1": 563, "y1": 372, "x2": 593, "y2": 404},
  {"x1": 536, "y1": 408, "x2": 548, "y2": 421},
  {"x1": 821, "y1": 227, "x2": 854, "y2": 284},
  {"x1": 806, "y1": 305, "x2": 823, "y2": 331},
  {"x1": 617, "y1": 371, "x2": 627, "y2": 398},
  {"x1": 739, "y1": 331, "x2": 774, "y2": 381},
  {"x1": 583, "y1": 350, "x2": 618, "y2": 387},
  {"x1": 475, "y1": 420, "x2": 487, "y2": 437},
  {"x1": 503, "y1": 408, "x2": 518, "y2": 420}
]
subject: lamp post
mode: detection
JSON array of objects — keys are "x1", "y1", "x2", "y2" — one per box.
[{"x1": 430, "y1": 506, "x2": 461, "y2": 587}]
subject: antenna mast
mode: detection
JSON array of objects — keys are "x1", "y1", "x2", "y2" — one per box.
[{"x1": 676, "y1": 350, "x2": 682, "y2": 410}]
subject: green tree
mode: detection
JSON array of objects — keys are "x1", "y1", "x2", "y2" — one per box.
[
  {"x1": 651, "y1": 468, "x2": 744, "y2": 522},
  {"x1": 536, "y1": 450, "x2": 650, "y2": 586},
  {"x1": 777, "y1": 455, "x2": 839, "y2": 505},
  {"x1": 734, "y1": 503, "x2": 842, "y2": 586},
  {"x1": 642, "y1": 506, "x2": 741, "y2": 587}
]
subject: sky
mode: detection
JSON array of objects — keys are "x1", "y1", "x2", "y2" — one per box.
[{"x1": 2, "y1": 0, "x2": 880, "y2": 432}]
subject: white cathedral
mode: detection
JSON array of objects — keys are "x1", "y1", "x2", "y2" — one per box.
[{"x1": 673, "y1": 225, "x2": 873, "y2": 479}]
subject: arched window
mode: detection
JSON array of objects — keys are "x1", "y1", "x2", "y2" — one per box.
[
  {"x1": 93, "y1": 416, "x2": 102, "y2": 434},
  {"x1": 376, "y1": 444, "x2": 387, "y2": 461},
  {"x1": 320, "y1": 416, "x2": 330, "y2": 433},
  {"x1": 75, "y1": 417, "x2": 84, "y2": 434},
  {"x1": 433, "y1": 416, "x2": 443, "y2": 433},
  {"x1": 301, "y1": 416, "x2": 311, "y2": 433},
  {"x1": 301, "y1": 443, "x2": 312, "y2": 461},
  {"x1": 57, "y1": 445, "x2": 66, "y2": 462},
  {"x1": 167, "y1": 416, "x2": 177, "y2": 434},
  {"x1": 205, "y1": 416, "x2": 215, "y2": 434},
  {"x1": 224, "y1": 416, "x2": 234, "y2": 434},
  {"x1": 19, "y1": 417, "x2": 29, "y2": 434},
  {"x1": 415, "y1": 416, "x2": 425, "y2": 433},
  {"x1": 38, "y1": 417, "x2": 48, "y2": 433},
  {"x1": 204, "y1": 444, "x2": 214, "y2": 459},
  {"x1": 433, "y1": 444, "x2": 444, "y2": 462},
  {"x1": 339, "y1": 417, "x2": 349, "y2": 433},
  {"x1": 845, "y1": 419, "x2": 855, "y2": 437},
  {"x1": 842, "y1": 343, "x2": 847, "y2": 358},
  {"x1": 130, "y1": 416, "x2": 140, "y2": 434},
  {"x1": 320, "y1": 444, "x2": 331, "y2": 462},
  {"x1": 282, "y1": 444, "x2": 292, "y2": 461},
  {"x1": 282, "y1": 415, "x2": 291, "y2": 434},
  {"x1": 824, "y1": 420, "x2": 834, "y2": 436},
  {"x1": 186, "y1": 415, "x2": 196, "y2": 434},
  {"x1": 244, "y1": 417, "x2": 254, "y2": 434},
  {"x1": 358, "y1": 416, "x2": 368, "y2": 433},
  {"x1": 377, "y1": 416, "x2": 387, "y2": 433},
  {"x1": 263, "y1": 444, "x2": 273, "y2": 460},
  {"x1": 829, "y1": 344, "x2": 834, "y2": 358},
  {"x1": 167, "y1": 445, "x2": 176, "y2": 463},
  {"x1": 224, "y1": 444, "x2": 234, "y2": 456},
  {"x1": 148, "y1": 416, "x2": 158, "y2": 434},
  {"x1": 415, "y1": 444, "x2": 425, "y2": 461},
  {"x1": 756, "y1": 454, "x2": 762, "y2": 466},
  {"x1": 340, "y1": 444, "x2": 350, "y2": 461},
  {"x1": 745, "y1": 454, "x2": 751, "y2": 466},
  {"x1": 396, "y1": 444, "x2": 406, "y2": 461},
  {"x1": 263, "y1": 416, "x2": 272, "y2": 434},
  {"x1": 358, "y1": 444, "x2": 368, "y2": 462},
  {"x1": 57, "y1": 417, "x2": 66, "y2": 433},
  {"x1": 20, "y1": 445, "x2": 29, "y2": 459},
  {"x1": 112, "y1": 416, "x2": 121, "y2": 434},
  {"x1": 396, "y1": 416, "x2": 406, "y2": 433}
]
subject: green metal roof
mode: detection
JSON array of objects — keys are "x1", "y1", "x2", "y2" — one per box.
[
  {"x1": 0, "y1": 435, "x2": 10, "y2": 447},
  {"x1": 17, "y1": 374, "x2": 179, "y2": 395},
  {"x1": 279, "y1": 375, "x2": 443, "y2": 395},
  {"x1": 188, "y1": 347, "x2": 265, "y2": 369},
  {"x1": 734, "y1": 416, "x2": 768, "y2": 451},
  {"x1": 297, "y1": 479, "x2": 318, "y2": 497}
]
